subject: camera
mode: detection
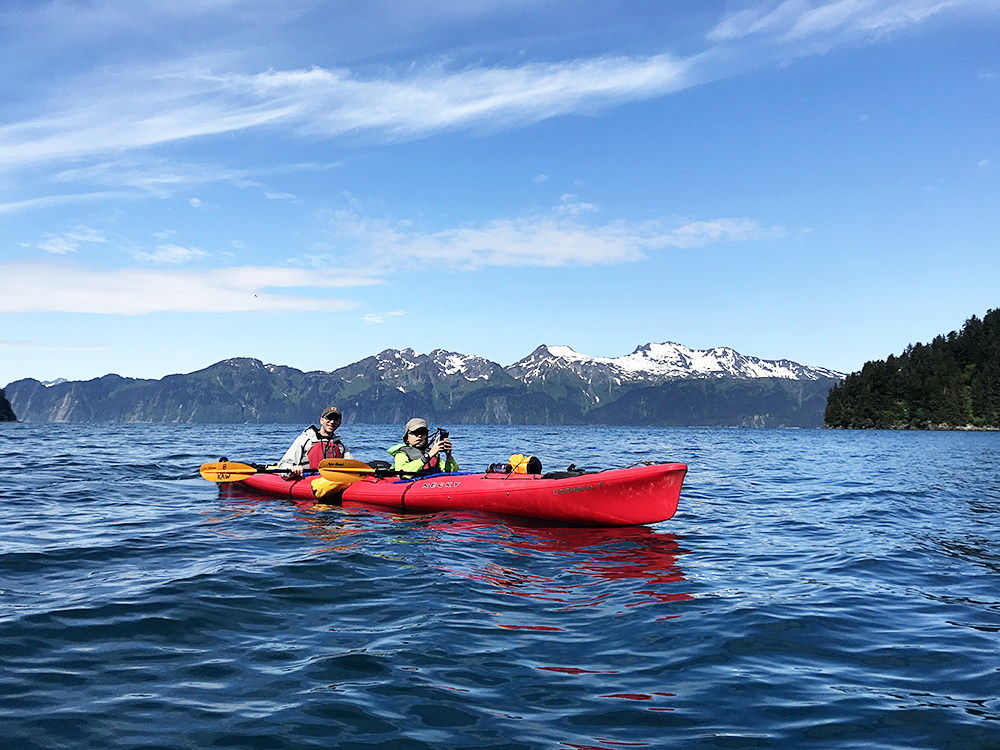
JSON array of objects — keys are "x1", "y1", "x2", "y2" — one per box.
[{"x1": 437, "y1": 429, "x2": 449, "y2": 440}]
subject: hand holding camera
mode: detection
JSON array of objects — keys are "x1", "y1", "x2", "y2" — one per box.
[{"x1": 431, "y1": 429, "x2": 452, "y2": 456}]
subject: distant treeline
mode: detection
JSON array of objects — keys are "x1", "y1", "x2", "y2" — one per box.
[
  {"x1": 825, "y1": 308, "x2": 1000, "y2": 429},
  {"x1": 0, "y1": 389, "x2": 15, "y2": 422}
]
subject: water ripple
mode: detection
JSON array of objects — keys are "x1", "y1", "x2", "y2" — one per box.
[{"x1": 2, "y1": 424, "x2": 999, "y2": 748}]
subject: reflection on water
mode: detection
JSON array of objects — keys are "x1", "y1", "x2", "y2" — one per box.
[
  {"x1": 428, "y1": 518, "x2": 690, "y2": 613},
  {"x1": 5, "y1": 424, "x2": 1000, "y2": 749},
  {"x1": 210, "y1": 484, "x2": 691, "y2": 615}
]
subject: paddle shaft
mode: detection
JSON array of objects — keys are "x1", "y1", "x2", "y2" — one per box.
[
  {"x1": 317, "y1": 458, "x2": 425, "y2": 483},
  {"x1": 201, "y1": 458, "x2": 419, "y2": 484}
]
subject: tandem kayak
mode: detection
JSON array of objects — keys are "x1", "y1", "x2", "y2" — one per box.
[{"x1": 230, "y1": 463, "x2": 687, "y2": 526}]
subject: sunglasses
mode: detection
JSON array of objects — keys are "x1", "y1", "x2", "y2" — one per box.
[
  {"x1": 323, "y1": 414, "x2": 341, "y2": 422},
  {"x1": 410, "y1": 428, "x2": 429, "y2": 436}
]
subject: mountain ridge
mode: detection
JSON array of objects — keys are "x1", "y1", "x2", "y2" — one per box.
[
  {"x1": 5, "y1": 341, "x2": 843, "y2": 427},
  {"x1": 511, "y1": 342, "x2": 842, "y2": 384}
]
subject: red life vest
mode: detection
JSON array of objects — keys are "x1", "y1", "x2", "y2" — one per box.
[{"x1": 306, "y1": 429, "x2": 345, "y2": 469}]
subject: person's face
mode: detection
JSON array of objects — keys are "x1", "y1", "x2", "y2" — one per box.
[
  {"x1": 320, "y1": 414, "x2": 341, "y2": 435},
  {"x1": 407, "y1": 428, "x2": 428, "y2": 447}
]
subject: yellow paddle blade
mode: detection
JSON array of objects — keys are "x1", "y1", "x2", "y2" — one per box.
[
  {"x1": 317, "y1": 458, "x2": 378, "y2": 474},
  {"x1": 199, "y1": 461, "x2": 259, "y2": 482},
  {"x1": 316, "y1": 467, "x2": 369, "y2": 484}
]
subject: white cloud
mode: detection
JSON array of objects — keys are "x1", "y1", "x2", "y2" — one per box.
[
  {"x1": 978, "y1": 159, "x2": 990, "y2": 170},
  {"x1": 0, "y1": 192, "x2": 137, "y2": 215},
  {"x1": 556, "y1": 195, "x2": 599, "y2": 216},
  {"x1": 0, "y1": 1, "x2": 990, "y2": 198},
  {"x1": 0, "y1": 53, "x2": 692, "y2": 170},
  {"x1": 646, "y1": 218, "x2": 787, "y2": 249},
  {"x1": 265, "y1": 191, "x2": 300, "y2": 201},
  {"x1": 37, "y1": 227, "x2": 107, "y2": 255},
  {"x1": 533, "y1": 173, "x2": 549, "y2": 183},
  {"x1": 52, "y1": 157, "x2": 261, "y2": 197},
  {"x1": 709, "y1": 0, "x2": 992, "y2": 46},
  {"x1": 0, "y1": 340, "x2": 111, "y2": 352},
  {"x1": 189, "y1": 197, "x2": 203, "y2": 208},
  {"x1": 38, "y1": 237, "x2": 79, "y2": 255},
  {"x1": 130, "y1": 243, "x2": 209, "y2": 264},
  {"x1": 327, "y1": 205, "x2": 786, "y2": 271},
  {"x1": 0, "y1": 262, "x2": 381, "y2": 314},
  {"x1": 364, "y1": 310, "x2": 406, "y2": 324}
]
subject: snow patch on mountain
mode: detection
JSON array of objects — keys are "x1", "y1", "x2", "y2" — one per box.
[
  {"x1": 510, "y1": 342, "x2": 843, "y2": 384},
  {"x1": 377, "y1": 348, "x2": 421, "y2": 371},
  {"x1": 371, "y1": 348, "x2": 499, "y2": 381}
]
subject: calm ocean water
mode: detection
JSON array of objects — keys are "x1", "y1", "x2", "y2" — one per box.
[{"x1": 1, "y1": 423, "x2": 998, "y2": 749}]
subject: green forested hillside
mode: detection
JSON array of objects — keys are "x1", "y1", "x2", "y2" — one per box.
[
  {"x1": 0, "y1": 389, "x2": 16, "y2": 421},
  {"x1": 825, "y1": 308, "x2": 1000, "y2": 429},
  {"x1": 589, "y1": 377, "x2": 839, "y2": 428}
]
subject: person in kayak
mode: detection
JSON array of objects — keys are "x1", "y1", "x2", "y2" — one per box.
[
  {"x1": 277, "y1": 406, "x2": 353, "y2": 477},
  {"x1": 387, "y1": 418, "x2": 458, "y2": 473}
]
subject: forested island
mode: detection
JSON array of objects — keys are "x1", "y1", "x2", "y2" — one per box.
[
  {"x1": 825, "y1": 308, "x2": 1000, "y2": 429},
  {"x1": 0, "y1": 389, "x2": 16, "y2": 421}
]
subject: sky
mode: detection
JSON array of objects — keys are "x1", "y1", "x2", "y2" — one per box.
[{"x1": 1, "y1": 0, "x2": 999, "y2": 386}]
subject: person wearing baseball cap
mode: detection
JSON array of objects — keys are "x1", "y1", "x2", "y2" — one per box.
[
  {"x1": 277, "y1": 406, "x2": 353, "y2": 478},
  {"x1": 387, "y1": 417, "x2": 458, "y2": 474}
]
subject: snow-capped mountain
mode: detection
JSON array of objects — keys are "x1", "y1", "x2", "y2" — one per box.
[
  {"x1": 7, "y1": 341, "x2": 844, "y2": 426},
  {"x1": 508, "y1": 342, "x2": 844, "y2": 386},
  {"x1": 372, "y1": 348, "x2": 504, "y2": 382}
]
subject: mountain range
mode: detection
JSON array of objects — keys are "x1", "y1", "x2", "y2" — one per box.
[{"x1": 4, "y1": 342, "x2": 844, "y2": 427}]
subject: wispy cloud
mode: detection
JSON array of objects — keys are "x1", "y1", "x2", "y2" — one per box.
[
  {"x1": 52, "y1": 157, "x2": 260, "y2": 198},
  {"x1": 128, "y1": 244, "x2": 208, "y2": 264},
  {"x1": 0, "y1": 1, "x2": 992, "y2": 204},
  {"x1": 0, "y1": 192, "x2": 137, "y2": 215},
  {"x1": 0, "y1": 340, "x2": 111, "y2": 352},
  {"x1": 0, "y1": 53, "x2": 693, "y2": 171},
  {"x1": 364, "y1": 311, "x2": 406, "y2": 324},
  {"x1": 36, "y1": 227, "x2": 108, "y2": 255},
  {"x1": 709, "y1": 0, "x2": 990, "y2": 44},
  {"x1": 325, "y1": 204, "x2": 786, "y2": 272},
  {"x1": 9, "y1": 200, "x2": 786, "y2": 314},
  {"x1": 1, "y1": 1, "x2": 994, "y2": 219},
  {"x1": 0, "y1": 263, "x2": 381, "y2": 314}
]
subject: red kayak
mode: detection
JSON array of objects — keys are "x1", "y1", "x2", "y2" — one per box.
[{"x1": 233, "y1": 463, "x2": 687, "y2": 526}]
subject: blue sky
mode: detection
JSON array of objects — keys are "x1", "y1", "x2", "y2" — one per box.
[{"x1": 2, "y1": 0, "x2": 998, "y2": 386}]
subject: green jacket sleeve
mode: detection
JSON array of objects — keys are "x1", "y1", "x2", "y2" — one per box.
[{"x1": 388, "y1": 443, "x2": 459, "y2": 473}]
